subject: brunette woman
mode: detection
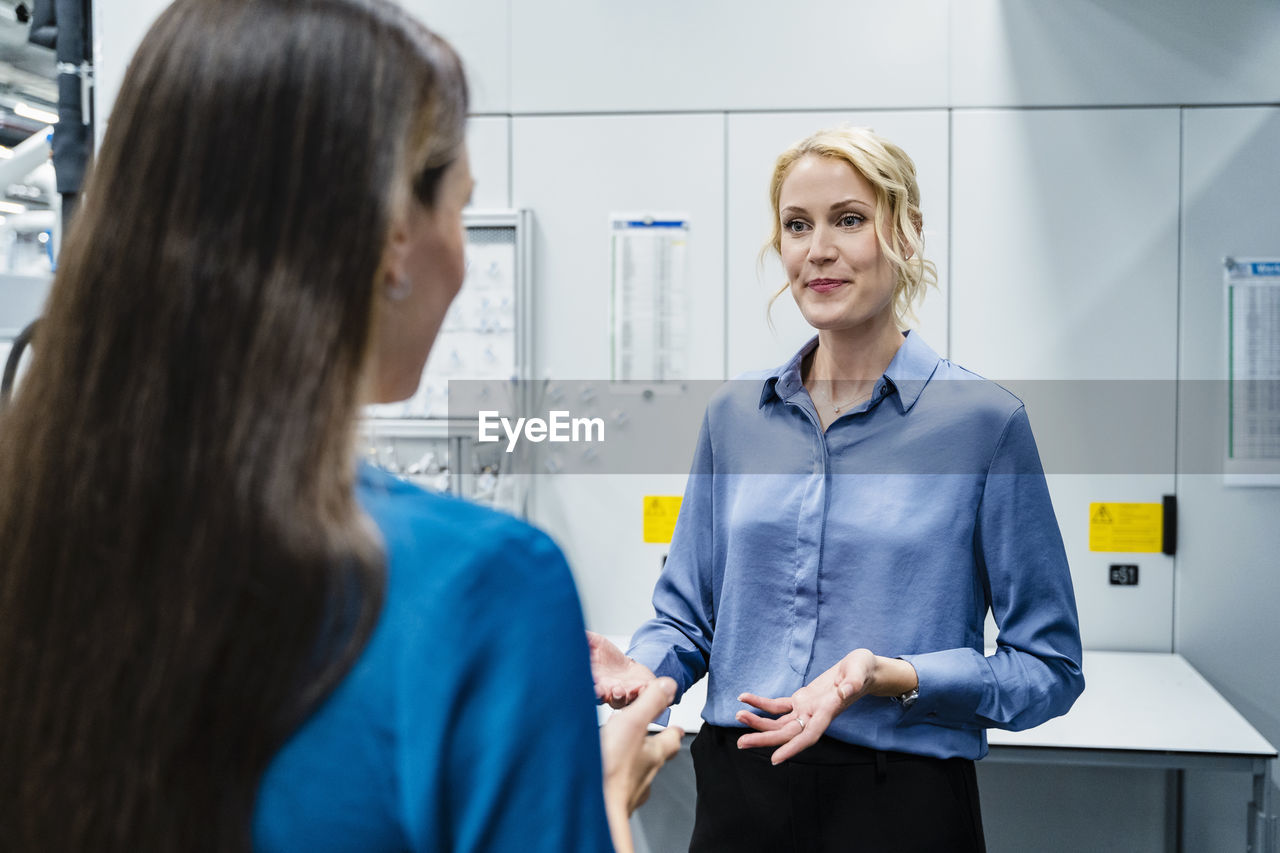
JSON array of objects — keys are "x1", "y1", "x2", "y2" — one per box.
[{"x1": 0, "y1": 1, "x2": 676, "y2": 850}]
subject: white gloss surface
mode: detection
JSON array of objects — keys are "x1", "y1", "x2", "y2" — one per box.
[{"x1": 988, "y1": 649, "x2": 1274, "y2": 756}]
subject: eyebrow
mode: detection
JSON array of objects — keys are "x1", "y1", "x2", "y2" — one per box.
[{"x1": 780, "y1": 198, "x2": 873, "y2": 216}]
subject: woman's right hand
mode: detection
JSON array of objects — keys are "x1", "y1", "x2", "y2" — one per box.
[
  {"x1": 587, "y1": 630, "x2": 657, "y2": 709},
  {"x1": 600, "y1": 676, "x2": 683, "y2": 853}
]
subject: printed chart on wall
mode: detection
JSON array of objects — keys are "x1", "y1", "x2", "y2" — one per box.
[
  {"x1": 1225, "y1": 258, "x2": 1280, "y2": 486},
  {"x1": 610, "y1": 214, "x2": 690, "y2": 381}
]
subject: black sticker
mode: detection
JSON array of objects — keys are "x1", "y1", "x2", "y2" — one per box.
[{"x1": 1109, "y1": 564, "x2": 1139, "y2": 586}]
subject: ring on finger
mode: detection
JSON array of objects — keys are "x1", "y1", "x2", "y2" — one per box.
[{"x1": 795, "y1": 716, "x2": 806, "y2": 729}]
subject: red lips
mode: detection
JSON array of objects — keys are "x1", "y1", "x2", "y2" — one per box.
[{"x1": 807, "y1": 279, "x2": 845, "y2": 292}]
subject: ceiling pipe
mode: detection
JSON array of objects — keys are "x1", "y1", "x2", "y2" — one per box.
[{"x1": 0, "y1": 122, "x2": 50, "y2": 189}]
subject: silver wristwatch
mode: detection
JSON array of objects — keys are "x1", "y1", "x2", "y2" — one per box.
[{"x1": 894, "y1": 687, "x2": 919, "y2": 710}]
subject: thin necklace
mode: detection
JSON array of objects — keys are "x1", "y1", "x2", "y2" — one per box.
[{"x1": 811, "y1": 383, "x2": 873, "y2": 414}]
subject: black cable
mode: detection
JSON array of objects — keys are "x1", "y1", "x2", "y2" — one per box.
[{"x1": 1, "y1": 318, "x2": 38, "y2": 410}]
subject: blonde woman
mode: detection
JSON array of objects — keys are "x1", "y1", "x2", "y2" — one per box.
[{"x1": 591, "y1": 127, "x2": 1084, "y2": 851}]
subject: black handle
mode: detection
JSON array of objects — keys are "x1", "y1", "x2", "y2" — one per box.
[{"x1": 1162, "y1": 494, "x2": 1177, "y2": 556}]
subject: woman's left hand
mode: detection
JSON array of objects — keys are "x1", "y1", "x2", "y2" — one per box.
[{"x1": 735, "y1": 649, "x2": 913, "y2": 765}]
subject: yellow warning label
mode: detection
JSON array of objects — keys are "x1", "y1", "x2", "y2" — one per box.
[
  {"x1": 1088, "y1": 502, "x2": 1163, "y2": 552},
  {"x1": 643, "y1": 496, "x2": 682, "y2": 544}
]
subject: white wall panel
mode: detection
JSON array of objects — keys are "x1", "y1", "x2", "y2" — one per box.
[
  {"x1": 1176, "y1": 107, "x2": 1280, "y2": 842},
  {"x1": 512, "y1": 114, "x2": 726, "y2": 379},
  {"x1": 511, "y1": 113, "x2": 726, "y2": 632},
  {"x1": 510, "y1": 1, "x2": 949, "y2": 113},
  {"x1": 94, "y1": 0, "x2": 510, "y2": 139},
  {"x1": 1043, "y1": 475, "x2": 1174, "y2": 652},
  {"x1": 979, "y1": 474, "x2": 1176, "y2": 653},
  {"x1": 401, "y1": 0, "x2": 510, "y2": 113},
  {"x1": 951, "y1": 108, "x2": 1181, "y2": 652},
  {"x1": 951, "y1": 0, "x2": 1280, "y2": 107},
  {"x1": 93, "y1": 0, "x2": 172, "y2": 146},
  {"x1": 533, "y1": 473, "x2": 692, "y2": 635},
  {"x1": 725, "y1": 111, "x2": 949, "y2": 376},
  {"x1": 951, "y1": 109, "x2": 1180, "y2": 380},
  {"x1": 466, "y1": 117, "x2": 510, "y2": 209}
]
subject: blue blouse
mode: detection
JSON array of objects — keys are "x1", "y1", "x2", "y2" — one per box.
[
  {"x1": 628, "y1": 332, "x2": 1084, "y2": 760},
  {"x1": 253, "y1": 464, "x2": 614, "y2": 852}
]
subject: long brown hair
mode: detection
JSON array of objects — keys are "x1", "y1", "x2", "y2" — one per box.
[{"x1": 0, "y1": 0, "x2": 467, "y2": 849}]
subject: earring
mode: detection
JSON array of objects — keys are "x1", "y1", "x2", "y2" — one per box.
[{"x1": 386, "y1": 274, "x2": 412, "y2": 302}]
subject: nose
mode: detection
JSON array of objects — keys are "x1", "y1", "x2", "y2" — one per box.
[{"x1": 807, "y1": 223, "x2": 837, "y2": 264}]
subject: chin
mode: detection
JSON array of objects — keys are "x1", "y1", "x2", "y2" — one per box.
[
  {"x1": 800, "y1": 310, "x2": 859, "y2": 330},
  {"x1": 803, "y1": 315, "x2": 883, "y2": 336},
  {"x1": 798, "y1": 300, "x2": 894, "y2": 333},
  {"x1": 371, "y1": 375, "x2": 423, "y2": 406},
  {"x1": 394, "y1": 379, "x2": 424, "y2": 403}
]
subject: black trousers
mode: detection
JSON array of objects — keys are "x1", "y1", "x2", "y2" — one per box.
[{"x1": 688, "y1": 724, "x2": 986, "y2": 853}]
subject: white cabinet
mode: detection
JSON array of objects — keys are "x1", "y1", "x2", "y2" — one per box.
[
  {"x1": 510, "y1": 0, "x2": 949, "y2": 113},
  {"x1": 951, "y1": 108, "x2": 1182, "y2": 651},
  {"x1": 511, "y1": 113, "x2": 726, "y2": 631},
  {"x1": 951, "y1": 0, "x2": 1280, "y2": 108}
]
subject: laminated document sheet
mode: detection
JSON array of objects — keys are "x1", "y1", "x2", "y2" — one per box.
[
  {"x1": 1225, "y1": 258, "x2": 1280, "y2": 485},
  {"x1": 610, "y1": 214, "x2": 690, "y2": 381}
]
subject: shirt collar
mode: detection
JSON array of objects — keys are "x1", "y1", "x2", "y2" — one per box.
[{"x1": 758, "y1": 330, "x2": 942, "y2": 413}]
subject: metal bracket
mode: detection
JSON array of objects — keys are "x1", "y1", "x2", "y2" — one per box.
[{"x1": 55, "y1": 61, "x2": 94, "y2": 126}]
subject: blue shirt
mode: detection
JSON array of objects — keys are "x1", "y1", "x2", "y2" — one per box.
[
  {"x1": 628, "y1": 332, "x2": 1084, "y2": 760},
  {"x1": 253, "y1": 464, "x2": 614, "y2": 852}
]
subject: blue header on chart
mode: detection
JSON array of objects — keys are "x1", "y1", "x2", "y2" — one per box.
[
  {"x1": 613, "y1": 220, "x2": 688, "y2": 229},
  {"x1": 1226, "y1": 259, "x2": 1280, "y2": 279}
]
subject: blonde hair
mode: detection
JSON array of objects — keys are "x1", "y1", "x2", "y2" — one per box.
[{"x1": 763, "y1": 126, "x2": 937, "y2": 329}]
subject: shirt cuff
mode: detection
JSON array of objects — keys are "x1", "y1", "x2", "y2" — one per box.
[
  {"x1": 897, "y1": 647, "x2": 987, "y2": 726},
  {"x1": 626, "y1": 641, "x2": 690, "y2": 698},
  {"x1": 626, "y1": 642, "x2": 687, "y2": 726}
]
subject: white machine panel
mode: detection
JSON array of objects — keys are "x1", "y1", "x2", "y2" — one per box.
[
  {"x1": 725, "y1": 110, "x2": 950, "y2": 377},
  {"x1": 952, "y1": 108, "x2": 1181, "y2": 652},
  {"x1": 535, "y1": 474, "x2": 691, "y2": 635},
  {"x1": 509, "y1": 0, "x2": 949, "y2": 113},
  {"x1": 511, "y1": 113, "x2": 727, "y2": 631},
  {"x1": 1035, "y1": 475, "x2": 1175, "y2": 652},
  {"x1": 950, "y1": 0, "x2": 1280, "y2": 108},
  {"x1": 1176, "y1": 107, "x2": 1280, "y2": 767},
  {"x1": 511, "y1": 113, "x2": 726, "y2": 380}
]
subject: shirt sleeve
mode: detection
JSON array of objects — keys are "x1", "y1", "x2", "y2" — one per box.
[
  {"x1": 899, "y1": 405, "x2": 1085, "y2": 731},
  {"x1": 627, "y1": 414, "x2": 716, "y2": 703},
  {"x1": 399, "y1": 524, "x2": 615, "y2": 853}
]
